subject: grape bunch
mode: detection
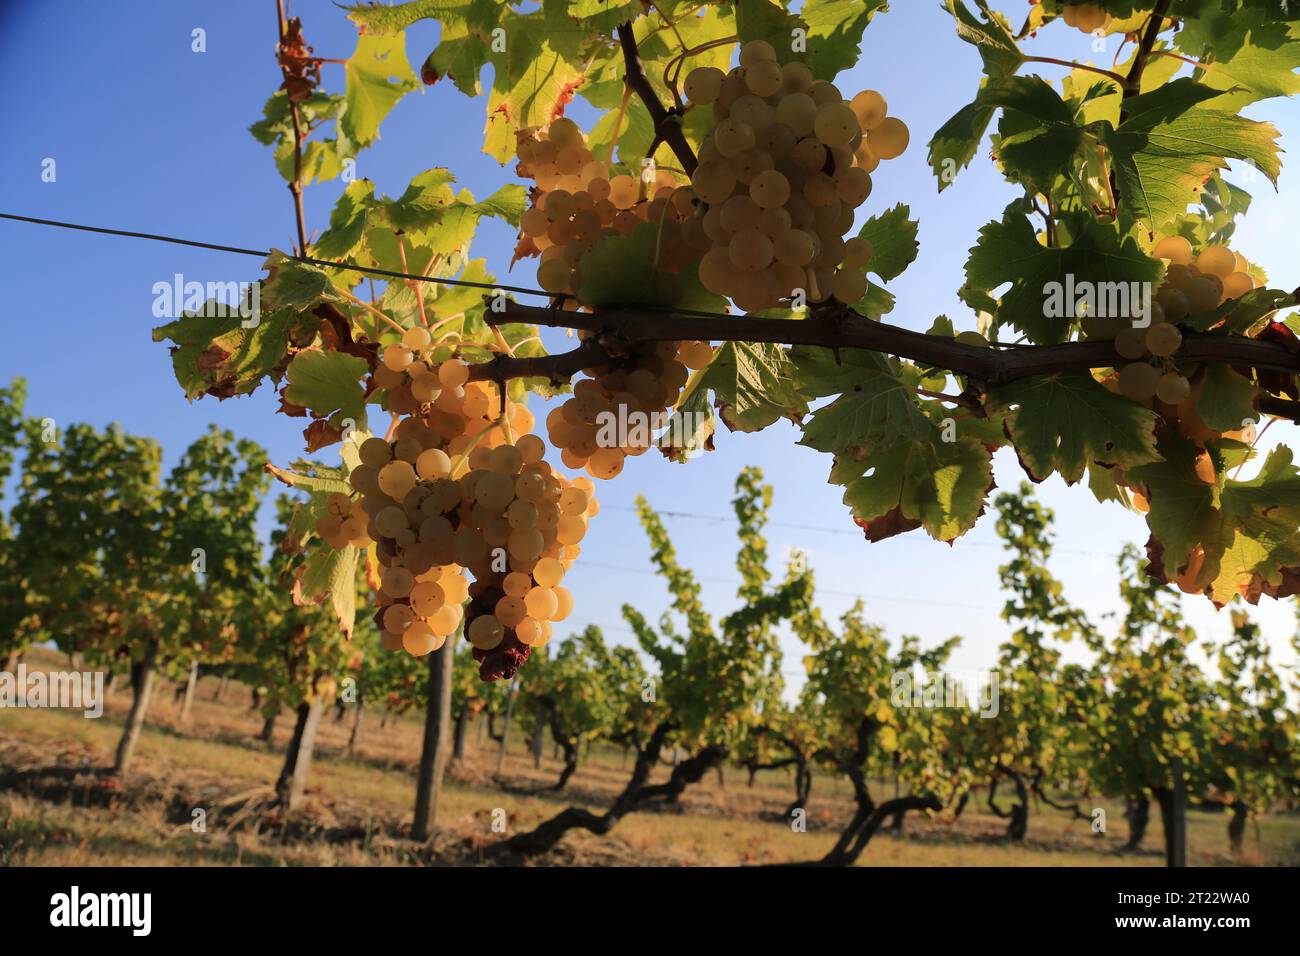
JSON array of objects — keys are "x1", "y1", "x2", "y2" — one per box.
[
  {"x1": 543, "y1": 338, "x2": 715, "y2": 479},
  {"x1": 680, "y1": 41, "x2": 908, "y2": 312},
  {"x1": 513, "y1": 118, "x2": 699, "y2": 299},
  {"x1": 313, "y1": 331, "x2": 598, "y2": 680},
  {"x1": 1060, "y1": 3, "x2": 1111, "y2": 33},
  {"x1": 1088, "y1": 237, "x2": 1260, "y2": 405}
]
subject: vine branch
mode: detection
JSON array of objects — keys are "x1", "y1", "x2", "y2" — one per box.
[
  {"x1": 275, "y1": 0, "x2": 310, "y2": 256},
  {"x1": 473, "y1": 300, "x2": 1300, "y2": 421},
  {"x1": 616, "y1": 22, "x2": 698, "y2": 175},
  {"x1": 1122, "y1": 0, "x2": 1174, "y2": 117}
]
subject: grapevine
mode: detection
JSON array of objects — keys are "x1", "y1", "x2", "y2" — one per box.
[{"x1": 136, "y1": 0, "x2": 1300, "y2": 681}]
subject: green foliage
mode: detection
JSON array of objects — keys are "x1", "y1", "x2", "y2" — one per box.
[{"x1": 625, "y1": 467, "x2": 803, "y2": 750}]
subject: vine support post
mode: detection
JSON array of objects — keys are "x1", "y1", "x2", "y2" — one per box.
[
  {"x1": 178, "y1": 659, "x2": 199, "y2": 724},
  {"x1": 112, "y1": 637, "x2": 159, "y2": 777},
  {"x1": 496, "y1": 674, "x2": 519, "y2": 776},
  {"x1": 412, "y1": 636, "x2": 455, "y2": 841},
  {"x1": 277, "y1": 693, "x2": 326, "y2": 812}
]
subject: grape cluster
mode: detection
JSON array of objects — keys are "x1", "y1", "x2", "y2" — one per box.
[
  {"x1": 681, "y1": 41, "x2": 907, "y2": 312},
  {"x1": 1089, "y1": 237, "x2": 1259, "y2": 405},
  {"x1": 544, "y1": 338, "x2": 715, "y2": 479},
  {"x1": 514, "y1": 118, "x2": 698, "y2": 299},
  {"x1": 1060, "y1": 3, "x2": 1111, "y2": 32},
  {"x1": 313, "y1": 331, "x2": 598, "y2": 680}
]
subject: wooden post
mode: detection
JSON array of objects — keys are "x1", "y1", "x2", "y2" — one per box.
[
  {"x1": 1168, "y1": 757, "x2": 1188, "y2": 867},
  {"x1": 496, "y1": 676, "x2": 518, "y2": 775},
  {"x1": 531, "y1": 703, "x2": 545, "y2": 770},
  {"x1": 178, "y1": 660, "x2": 199, "y2": 724},
  {"x1": 214, "y1": 674, "x2": 228, "y2": 701},
  {"x1": 412, "y1": 637, "x2": 455, "y2": 841},
  {"x1": 346, "y1": 695, "x2": 365, "y2": 757},
  {"x1": 113, "y1": 639, "x2": 159, "y2": 776},
  {"x1": 277, "y1": 695, "x2": 326, "y2": 812}
]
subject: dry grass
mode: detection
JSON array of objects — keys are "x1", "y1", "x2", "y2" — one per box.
[{"x1": 3, "y1": 647, "x2": 1297, "y2": 867}]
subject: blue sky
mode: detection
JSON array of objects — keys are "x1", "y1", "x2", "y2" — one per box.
[{"x1": 1, "y1": 1, "x2": 1297, "y2": 687}]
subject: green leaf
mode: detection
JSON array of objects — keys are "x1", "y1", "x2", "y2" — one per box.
[
  {"x1": 1106, "y1": 79, "x2": 1283, "y2": 232},
  {"x1": 988, "y1": 372, "x2": 1161, "y2": 484},
  {"x1": 261, "y1": 252, "x2": 348, "y2": 312},
  {"x1": 794, "y1": 347, "x2": 930, "y2": 458},
  {"x1": 371, "y1": 167, "x2": 458, "y2": 232},
  {"x1": 1176, "y1": 13, "x2": 1300, "y2": 111},
  {"x1": 480, "y1": 15, "x2": 587, "y2": 162},
  {"x1": 564, "y1": 0, "x2": 643, "y2": 33},
  {"x1": 963, "y1": 204, "x2": 1161, "y2": 343},
  {"x1": 697, "y1": 342, "x2": 808, "y2": 433},
  {"x1": 987, "y1": 75, "x2": 1086, "y2": 193},
  {"x1": 341, "y1": 31, "x2": 418, "y2": 150},
  {"x1": 577, "y1": 223, "x2": 724, "y2": 312},
  {"x1": 800, "y1": 0, "x2": 889, "y2": 80},
  {"x1": 927, "y1": 0, "x2": 1024, "y2": 189},
  {"x1": 1196, "y1": 365, "x2": 1259, "y2": 432},
  {"x1": 294, "y1": 544, "x2": 359, "y2": 640},
  {"x1": 854, "y1": 204, "x2": 919, "y2": 282},
  {"x1": 313, "y1": 180, "x2": 377, "y2": 260},
  {"x1": 657, "y1": 377, "x2": 716, "y2": 463},
  {"x1": 283, "y1": 350, "x2": 370, "y2": 425},
  {"x1": 1129, "y1": 432, "x2": 1217, "y2": 574},
  {"x1": 841, "y1": 436, "x2": 994, "y2": 543},
  {"x1": 152, "y1": 307, "x2": 298, "y2": 401},
  {"x1": 344, "y1": 0, "x2": 465, "y2": 35}
]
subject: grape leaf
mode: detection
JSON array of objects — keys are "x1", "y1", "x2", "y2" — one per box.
[
  {"x1": 151, "y1": 307, "x2": 299, "y2": 401},
  {"x1": 928, "y1": 0, "x2": 1024, "y2": 189},
  {"x1": 249, "y1": 92, "x2": 348, "y2": 185},
  {"x1": 696, "y1": 342, "x2": 808, "y2": 433},
  {"x1": 840, "y1": 435, "x2": 994, "y2": 543},
  {"x1": 343, "y1": 0, "x2": 466, "y2": 36},
  {"x1": 1102, "y1": 79, "x2": 1283, "y2": 233},
  {"x1": 283, "y1": 350, "x2": 369, "y2": 425},
  {"x1": 854, "y1": 204, "x2": 919, "y2": 282},
  {"x1": 293, "y1": 543, "x2": 359, "y2": 639},
  {"x1": 987, "y1": 75, "x2": 1087, "y2": 194},
  {"x1": 963, "y1": 204, "x2": 1161, "y2": 344},
  {"x1": 313, "y1": 180, "x2": 377, "y2": 260},
  {"x1": 262, "y1": 253, "x2": 349, "y2": 312},
  {"x1": 657, "y1": 378, "x2": 716, "y2": 463},
  {"x1": 988, "y1": 372, "x2": 1161, "y2": 484},
  {"x1": 564, "y1": 0, "x2": 643, "y2": 33},
  {"x1": 1129, "y1": 432, "x2": 1217, "y2": 573},
  {"x1": 793, "y1": 347, "x2": 930, "y2": 459},
  {"x1": 799, "y1": 0, "x2": 889, "y2": 80},
  {"x1": 1197, "y1": 365, "x2": 1260, "y2": 432},
  {"x1": 1176, "y1": 13, "x2": 1300, "y2": 111},
  {"x1": 577, "y1": 223, "x2": 724, "y2": 312},
  {"x1": 341, "y1": 31, "x2": 418, "y2": 150}
]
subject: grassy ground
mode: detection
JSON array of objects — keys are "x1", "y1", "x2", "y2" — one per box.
[{"x1": 3, "y1": 648, "x2": 1297, "y2": 866}]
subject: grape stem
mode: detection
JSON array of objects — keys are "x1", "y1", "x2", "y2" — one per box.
[
  {"x1": 1021, "y1": 56, "x2": 1125, "y2": 86},
  {"x1": 475, "y1": 299, "x2": 1300, "y2": 421},
  {"x1": 1122, "y1": 0, "x2": 1173, "y2": 118},
  {"x1": 275, "y1": 0, "x2": 310, "y2": 257},
  {"x1": 617, "y1": 22, "x2": 698, "y2": 176}
]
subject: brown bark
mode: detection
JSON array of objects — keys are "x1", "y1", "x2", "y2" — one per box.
[
  {"x1": 346, "y1": 696, "x2": 364, "y2": 757},
  {"x1": 178, "y1": 660, "x2": 199, "y2": 724},
  {"x1": 259, "y1": 708, "x2": 278, "y2": 743},
  {"x1": 452, "y1": 706, "x2": 468, "y2": 762},
  {"x1": 412, "y1": 638, "x2": 454, "y2": 841},
  {"x1": 495, "y1": 723, "x2": 726, "y2": 857},
  {"x1": 1228, "y1": 801, "x2": 1249, "y2": 855},
  {"x1": 276, "y1": 695, "x2": 325, "y2": 811},
  {"x1": 112, "y1": 638, "x2": 159, "y2": 776},
  {"x1": 1123, "y1": 793, "x2": 1150, "y2": 851}
]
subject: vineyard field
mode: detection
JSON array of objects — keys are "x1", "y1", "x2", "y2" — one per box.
[{"x1": 3, "y1": 649, "x2": 1294, "y2": 868}]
